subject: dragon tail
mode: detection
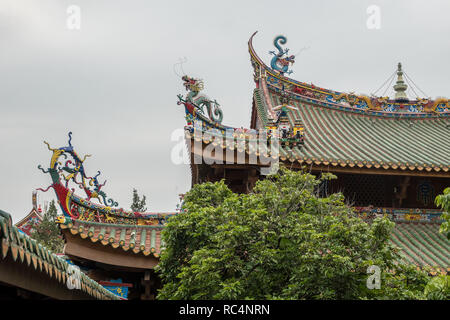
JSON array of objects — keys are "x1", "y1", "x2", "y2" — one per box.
[{"x1": 273, "y1": 35, "x2": 287, "y2": 54}]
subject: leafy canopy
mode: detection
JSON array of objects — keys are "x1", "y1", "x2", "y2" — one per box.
[
  {"x1": 130, "y1": 188, "x2": 147, "y2": 212},
  {"x1": 156, "y1": 168, "x2": 429, "y2": 300},
  {"x1": 435, "y1": 187, "x2": 450, "y2": 239}
]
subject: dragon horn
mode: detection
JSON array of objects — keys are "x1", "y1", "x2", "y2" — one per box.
[
  {"x1": 81, "y1": 154, "x2": 92, "y2": 162},
  {"x1": 37, "y1": 165, "x2": 49, "y2": 174},
  {"x1": 43, "y1": 141, "x2": 56, "y2": 151},
  {"x1": 68, "y1": 132, "x2": 73, "y2": 147},
  {"x1": 36, "y1": 185, "x2": 54, "y2": 193}
]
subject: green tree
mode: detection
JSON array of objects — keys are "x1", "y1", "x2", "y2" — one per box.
[
  {"x1": 424, "y1": 275, "x2": 449, "y2": 300},
  {"x1": 422, "y1": 188, "x2": 450, "y2": 301},
  {"x1": 30, "y1": 200, "x2": 64, "y2": 253},
  {"x1": 435, "y1": 187, "x2": 450, "y2": 239},
  {"x1": 131, "y1": 188, "x2": 147, "y2": 212},
  {"x1": 156, "y1": 168, "x2": 428, "y2": 300}
]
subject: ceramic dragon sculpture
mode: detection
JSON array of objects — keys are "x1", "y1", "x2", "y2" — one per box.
[
  {"x1": 37, "y1": 132, "x2": 119, "y2": 217},
  {"x1": 269, "y1": 35, "x2": 295, "y2": 76},
  {"x1": 177, "y1": 75, "x2": 223, "y2": 124},
  {"x1": 36, "y1": 132, "x2": 177, "y2": 226}
]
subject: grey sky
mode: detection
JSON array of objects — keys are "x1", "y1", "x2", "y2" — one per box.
[{"x1": 1, "y1": 0, "x2": 449, "y2": 222}]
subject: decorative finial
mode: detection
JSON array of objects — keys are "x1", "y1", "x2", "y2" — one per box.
[
  {"x1": 178, "y1": 76, "x2": 223, "y2": 123},
  {"x1": 269, "y1": 36, "x2": 295, "y2": 76},
  {"x1": 394, "y1": 62, "x2": 408, "y2": 101},
  {"x1": 32, "y1": 190, "x2": 38, "y2": 210}
]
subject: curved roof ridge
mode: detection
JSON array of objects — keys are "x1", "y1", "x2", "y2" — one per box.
[{"x1": 248, "y1": 32, "x2": 450, "y2": 118}]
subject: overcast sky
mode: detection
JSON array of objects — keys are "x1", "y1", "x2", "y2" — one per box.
[{"x1": 1, "y1": 0, "x2": 449, "y2": 222}]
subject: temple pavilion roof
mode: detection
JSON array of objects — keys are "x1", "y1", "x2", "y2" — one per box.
[
  {"x1": 177, "y1": 33, "x2": 450, "y2": 176},
  {"x1": 15, "y1": 191, "x2": 43, "y2": 236},
  {"x1": 0, "y1": 210, "x2": 120, "y2": 299},
  {"x1": 247, "y1": 32, "x2": 450, "y2": 174},
  {"x1": 356, "y1": 207, "x2": 449, "y2": 273},
  {"x1": 392, "y1": 221, "x2": 449, "y2": 273},
  {"x1": 57, "y1": 216, "x2": 165, "y2": 258},
  {"x1": 253, "y1": 87, "x2": 450, "y2": 173},
  {"x1": 15, "y1": 208, "x2": 42, "y2": 236},
  {"x1": 177, "y1": 33, "x2": 449, "y2": 273}
]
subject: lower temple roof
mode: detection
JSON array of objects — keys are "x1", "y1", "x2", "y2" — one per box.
[
  {"x1": 391, "y1": 222, "x2": 449, "y2": 273},
  {"x1": 0, "y1": 210, "x2": 120, "y2": 300},
  {"x1": 57, "y1": 217, "x2": 164, "y2": 257}
]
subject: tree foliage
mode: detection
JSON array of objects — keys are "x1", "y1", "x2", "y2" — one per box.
[
  {"x1": 30, "y1": 200, "x2": 64, "y2": 253},
  {"x1": 156, "y1": 168, "x2": 429, "y2": 300},
  {"x1": 131, "y1": 188, "x2": 147, "y2": 212},
  {"x1": 424, "y1": 275, "x2": 449, "y2": 300},
  {"x1": 435, "y1": 187, "x2": 450, "y2": 239}
]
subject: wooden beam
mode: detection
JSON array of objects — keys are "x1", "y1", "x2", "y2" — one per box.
[{"x1": 140, "y1": 271, "x2": 154, "y2": 300}]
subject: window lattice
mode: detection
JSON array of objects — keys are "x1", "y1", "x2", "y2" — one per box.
[{"x1": 338, "y1": 174, "x2": 386, "y2": 207}]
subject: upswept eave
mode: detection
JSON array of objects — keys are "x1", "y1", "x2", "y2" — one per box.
[
  {"x1": 57, "y1": 216, "x2": 166, "y2": 258},
  {"x1": 248, "y1": 31, "x2": 450, "y2": 119},
  {"x1": 0, "y1": 210, "x2": 121, "y2": 300}
]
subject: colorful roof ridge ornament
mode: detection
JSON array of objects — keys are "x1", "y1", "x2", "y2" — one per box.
[
  {"x1": 269, "y1": 35, "x2": 295, "y2": 76},
  {"x1": 177, "y1": 75, "x2": 223, "y2": 124},
  {"x1": 248, "y1": 32, "x2": 450, "y2": 116},
  {"x1": 15, "y1": 191, "x2": 43, "y2": 236},
  {"x1": 244, "y1": 32, "x2": 450, "y2": 171},
  {"x1": 394, "y1": 62, "x2": 408, "y2": 102},
  {"x1": 269, "y1": 105, "x2": 305, "y2": 146},
  {"x1": 37, "y1": 132, "x2": 177, "y2": 225},
  {"x1": 37, "y1": 132, "x2": 119, "y2": 214}
]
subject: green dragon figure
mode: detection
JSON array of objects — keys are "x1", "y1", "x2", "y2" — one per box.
[{"x1": 179, "y1": 75, "x2": 223, "y2": 123}]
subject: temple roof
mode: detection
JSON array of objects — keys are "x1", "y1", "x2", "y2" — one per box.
[
  {"x1": 15, "y1": 191, "x2": 43, "y2": 236},
  {"x1": 15, "y1": 208, "x2": 42, "y2": 236},
  {"x1": 355, "y1": 207, "x2": 449, "y2": 272},
  {"x1": 247, "y1": 32, "x2": 450, "y2": 173},
  {"x1": 248, "y1": 32, "x2": 450, "y2": 118},
  {"x1": 176, "y1": 33, "x2": 450, "y2": 175},
  {"x1": 253, "y1": 86, "x2": 450, "y2": 173},
  {"x1": 58, "y1": 217, "x2": 164, "y2": 258},
  {"x1": 0, "y1": 210, "x2": 120, "y2": 300},
  {"x1": 391, "y1": 221, "x2": 449, "y2": 272}
]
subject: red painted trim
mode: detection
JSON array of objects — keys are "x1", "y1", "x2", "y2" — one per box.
[{"x1": 98, "y1": 281, "x2": 133, "y2": 288}]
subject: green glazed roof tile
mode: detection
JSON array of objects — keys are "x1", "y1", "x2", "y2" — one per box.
[
  {"x1": 392, "y1": 222, "x2": 449, "y2": 270},
  {"x1": 0, "y1": 210, "x2": 121, "y2": 300},
  {"x1": 251, "y1": 86, "x2": 450, "y2": 171}
]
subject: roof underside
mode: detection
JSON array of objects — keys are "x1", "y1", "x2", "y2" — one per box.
[{"x1": 244, "y1": 32, "x2": 450, "y2": 172}]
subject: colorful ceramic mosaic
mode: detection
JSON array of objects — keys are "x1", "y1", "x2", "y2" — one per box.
[{"x1": 38, "y1": 132, "x2": 176, "y2": 225}]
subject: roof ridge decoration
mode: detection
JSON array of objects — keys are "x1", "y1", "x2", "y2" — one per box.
[
  {"x1": 354, "y1": 206, "x2": 444, "y2": 223},
  {"x1": 177, "y1": 73, "x2": 306, "y2": 150},
  {"x1": 269, "y1": 36, "x2": 295, "y2": 76},
  {"x1": 248, "y1": 32, "x2": 450, "y2": 118},
  {"x1": 178, "y1": 75, "x2": 223, "y2": 124},
  {"x1": 394, "y1": 62, "x2": 408, "y2": 102},
  {"x1": 37, "y1": 132, "x2": 176, "y2": 226}
]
